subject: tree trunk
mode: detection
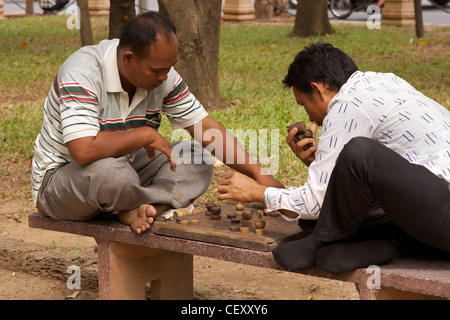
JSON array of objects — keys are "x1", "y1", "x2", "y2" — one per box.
[
  {"x1": 291, "y1": 0, "x2": 334, "y2": 37},
  {"x1": 158, "y1": 0, "x2": 225, "y2": 110},
  {"x1": 254, "y1": 0, "x2": 289, "y2": 19},
  {"x1": 108, "y1": 0, "x2": 136, "y2": 39},
  {"x1": 413, "y1": 0, "x2": 424, "y2": 38},
  {"x1": 78, "y1": 0, "x2": 94, "y2": 46}
]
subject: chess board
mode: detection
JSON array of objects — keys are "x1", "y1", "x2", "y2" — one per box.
[{"x1": 152, "y1": 202, "x2": 303, "y2": 251}]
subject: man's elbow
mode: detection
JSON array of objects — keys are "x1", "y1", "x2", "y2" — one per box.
[{"x1": 70, "y1": 153, "x2": 93, "y2": 166}]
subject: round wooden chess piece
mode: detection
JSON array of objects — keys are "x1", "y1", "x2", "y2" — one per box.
[
  {"x1": 210, "y1": 206, "x2": 221, "y2": 220},
  {"x1": 255, "y1": 210, "x2": 266, "y2": 235},
  {"x1": 241, "y1": 209, "x2": 253, "y2": 226},
  {"x1": 286, "y1": 121, "x2": 313, "y2": 150},
  {"x1": 205, "y1": 201, "x2": 215, "y2": 216},
  {"x1": 235, "y1": 203, "x2": 244, "y2": 216},
  {"x1": 239, "y1": 226, "x2": 250, "y2": 233},
  {"x1": 174, "y1": 207, "x2": 191, "y2": 218}
]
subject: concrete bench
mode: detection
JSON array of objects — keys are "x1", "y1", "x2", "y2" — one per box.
[{"x1": 28, "y1": 212, "x2": 450, "y2": 300}]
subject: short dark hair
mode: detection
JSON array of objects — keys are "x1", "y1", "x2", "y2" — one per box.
[
  {"x1": 282, "y1": 43, "x2": 358, "y2": 96},
  {"x1": 118, "y1": 11, "x2": 176, "y2": 60}
]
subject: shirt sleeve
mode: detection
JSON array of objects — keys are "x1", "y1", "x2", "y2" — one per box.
[
  {"x1": 58, "y1": 72, "x2": 100, "y2": 144},
  {"x1": 162, "y1": 68, "x2": 208, "y2": 129},
  {"x1": 264, "y1": 96, "x2": 375, "y2": 220}
]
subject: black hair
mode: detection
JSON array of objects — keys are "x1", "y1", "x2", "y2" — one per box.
[
  {"x1": 118, "y1": 11, "x2": 176, "y2": 60},
  {"x1": 282, "y1": 43, "x2": 358, "y2": 97}
]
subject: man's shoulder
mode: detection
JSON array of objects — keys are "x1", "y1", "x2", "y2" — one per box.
[{"x1": 59, "y1": 39, "x2": 116, "y2": 78}]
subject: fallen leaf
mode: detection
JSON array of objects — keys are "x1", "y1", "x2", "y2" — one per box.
[{"x1": 66, "y1": 291, "x2": 80, "y2": 299}]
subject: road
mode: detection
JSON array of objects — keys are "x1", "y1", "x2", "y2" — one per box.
[{"x1": 3, "y1": 0, "x2": 449, "y2": 26}]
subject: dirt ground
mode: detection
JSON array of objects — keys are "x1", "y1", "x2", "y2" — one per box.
[{"x1": 0, "y1": 157, "x2": 359, "y2": 300}]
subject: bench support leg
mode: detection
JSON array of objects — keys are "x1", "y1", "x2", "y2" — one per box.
[
  {"x1": 96, "y1": 239, "x2": 193, "y2": 300},
  {"x1": 356, "y1": 283, "x2": 445, "y2": 300}
]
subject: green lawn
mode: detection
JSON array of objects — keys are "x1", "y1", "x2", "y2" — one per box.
[{"x1": 1, "y1": 15, "x2": 449, "y2": 188}]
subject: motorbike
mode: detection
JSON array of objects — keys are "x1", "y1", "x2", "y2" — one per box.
[
  {"x1": 289, "y1": 0, "x2": 384, "y2": 20},
  {"x1": 329, "y1": 0, "x2": 385, "y2": 19}
]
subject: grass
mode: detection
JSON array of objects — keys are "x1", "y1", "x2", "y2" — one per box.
[{"x1": 0, "y1": 15, "x2": 449, "y2": 188}]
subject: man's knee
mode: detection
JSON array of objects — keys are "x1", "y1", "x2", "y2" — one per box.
[
  {"x1": 173, "y1": 140, "x2": 213, "y2": 166},
  {"x1": 333, "y1": 137, "x2": 381, "y2": 178},
  {"x1": 342, "y1": 137, "x2": 376, "y2": 156},
  {"x1": 81, "y1": 156, "x2": 139, "y2": 187}
]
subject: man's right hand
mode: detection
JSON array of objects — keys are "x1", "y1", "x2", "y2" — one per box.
[
  {"x1": 286, "y1": 122, "x2": 318, "y2": 167},
  {"x1": 144, "y1": 131, "x2": 177, "y2": 171}
]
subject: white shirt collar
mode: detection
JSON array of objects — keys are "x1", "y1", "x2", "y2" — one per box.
[{"x1": 103, "y1": 39, "x2": 123, "y2": 93}]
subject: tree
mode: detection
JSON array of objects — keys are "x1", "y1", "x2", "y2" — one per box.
[
  {"x1": 158, "y1": 0, "x2": 224, "y2": 109},
  {"x1": 108, "y1": 0, "x2": 136, "y2": 39},
  {"x1": 78, "y1": 0, "x2": 94, "y2": 46},
  {"x1": 291, "y1": 0, "x2": 334, "y2": 37}
]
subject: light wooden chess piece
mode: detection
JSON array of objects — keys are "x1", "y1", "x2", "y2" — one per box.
[
  {"x1": 235, "y1": 202, "x2": 244, "y2": 216},
  {"x1": 255, "y1": 210, "x2": 266, "y2": 235},
  {"x1": 241, "y1": 209, "x2": 253, "y2": 226}
]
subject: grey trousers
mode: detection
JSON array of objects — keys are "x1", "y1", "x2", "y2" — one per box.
[{"x1": 36, "y1": 141, "x2": 213, "y2": 221}]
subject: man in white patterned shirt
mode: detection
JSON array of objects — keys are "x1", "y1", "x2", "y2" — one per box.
[
  {"x1": 218, "y1": 43, "x2": 450, "y2": 272},
  {"x1": 32, "y1": 11, "x2": 283, "y2": 234}
]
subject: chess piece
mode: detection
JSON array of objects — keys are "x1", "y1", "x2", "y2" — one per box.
[
  {"x1": 241, "y1": 209, "x2": 253, "y2": 226},
  {"x1": 210, "y1": 206, "x2": 221, "y2": 220},
  {"x1": 192, "y1": 207, "x2": 204, "y2": 214},
  {"x1": 231, "y1": 218, "x2": 241, "y2": 224},
  {"x1": 205, "y1": 201, "x2": 215, "y2": 216},
  {"x1": 286, "y1": 121, "x2": 313, "y2": 150},
  {"x1": 235, "y1": 203, "x2": 244, "y2": 216},
  {"x1": 255, "y1": 210, "x2": 266, "y2": 235},
  {"x1": 174, "y1": 207, "x2": 190, "y2": 218},
  {"x1": 239, "y1": 226, "x2": 250, "y2": 233},
  {"x1": 179, "y1": 219, "x2": 190, "y2": 226},
  {"x1": 227, "y1": 212, "x2": 237, "y2": 219}
]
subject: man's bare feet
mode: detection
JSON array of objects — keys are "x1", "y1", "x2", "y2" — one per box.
[{"x1": 118, "y1": 204, "x2": 157, "y2": 234}]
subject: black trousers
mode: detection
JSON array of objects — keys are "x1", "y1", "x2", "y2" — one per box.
[{"x1": 310, "y1": 137, "x2": 450, "y2": 256}]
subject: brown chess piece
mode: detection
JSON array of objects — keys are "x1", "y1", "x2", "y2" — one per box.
[
  {"x1": 286, "y1": 121, "x2": 313, "y2": 150},
  {"x1": 210, "y1": 206, "x2": 221, "y2": 220},
  {"x1": 205, "y1": 201, "x2": 215, "y2": 216}
]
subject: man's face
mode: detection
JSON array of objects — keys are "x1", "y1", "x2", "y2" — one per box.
[
  {"x1": 122, "y1": 32, "x2": 178, "y2": 92},
  {"x1": 292, "y1": 85, "x2": 333, "y2": 126}
]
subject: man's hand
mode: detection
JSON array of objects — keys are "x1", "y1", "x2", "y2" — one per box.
[
  {"x1": 217, "y1": 172, "x2": 267, "y2": 204},
  {"x1": 286, "y1": 122, "x2": 318, "y2": 167},
  {"x1": 144, "y1": 131, "x2": 177, "y2": 171},
  {"x1": 255, "y1": 174, "x2": 285, "y2": 189}
]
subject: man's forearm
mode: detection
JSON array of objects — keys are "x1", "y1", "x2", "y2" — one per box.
[
  {"x1": 187, "y1": 116, "x2": 283, "y2": 187},
  {"x1": 66, "y1": 127, "x2": 163, "y2": 165}
]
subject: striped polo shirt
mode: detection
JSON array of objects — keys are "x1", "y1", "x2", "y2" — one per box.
[{"x1": 31, "y1": 39, "x2": 208, "y2": 203}]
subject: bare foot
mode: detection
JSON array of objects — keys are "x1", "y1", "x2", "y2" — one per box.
[{"x1": 118, "y1": 204, "x2": 157, "y2": 234}]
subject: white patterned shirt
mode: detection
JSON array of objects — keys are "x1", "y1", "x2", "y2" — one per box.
[{"x1": 264, "y1": 71, "x2": 450, "y2": 220}]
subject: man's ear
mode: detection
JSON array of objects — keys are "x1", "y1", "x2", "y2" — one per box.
[
  {"x1": 310, "y1": 82, "x2": 327, "y2": 102},
  {"x1": 121, "y1": 50, "x2": 135, "y2": 66}
]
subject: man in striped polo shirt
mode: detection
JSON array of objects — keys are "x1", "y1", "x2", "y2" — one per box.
[{"x1": 32, "y1": 11, "x2": 283, "y2": 234}]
